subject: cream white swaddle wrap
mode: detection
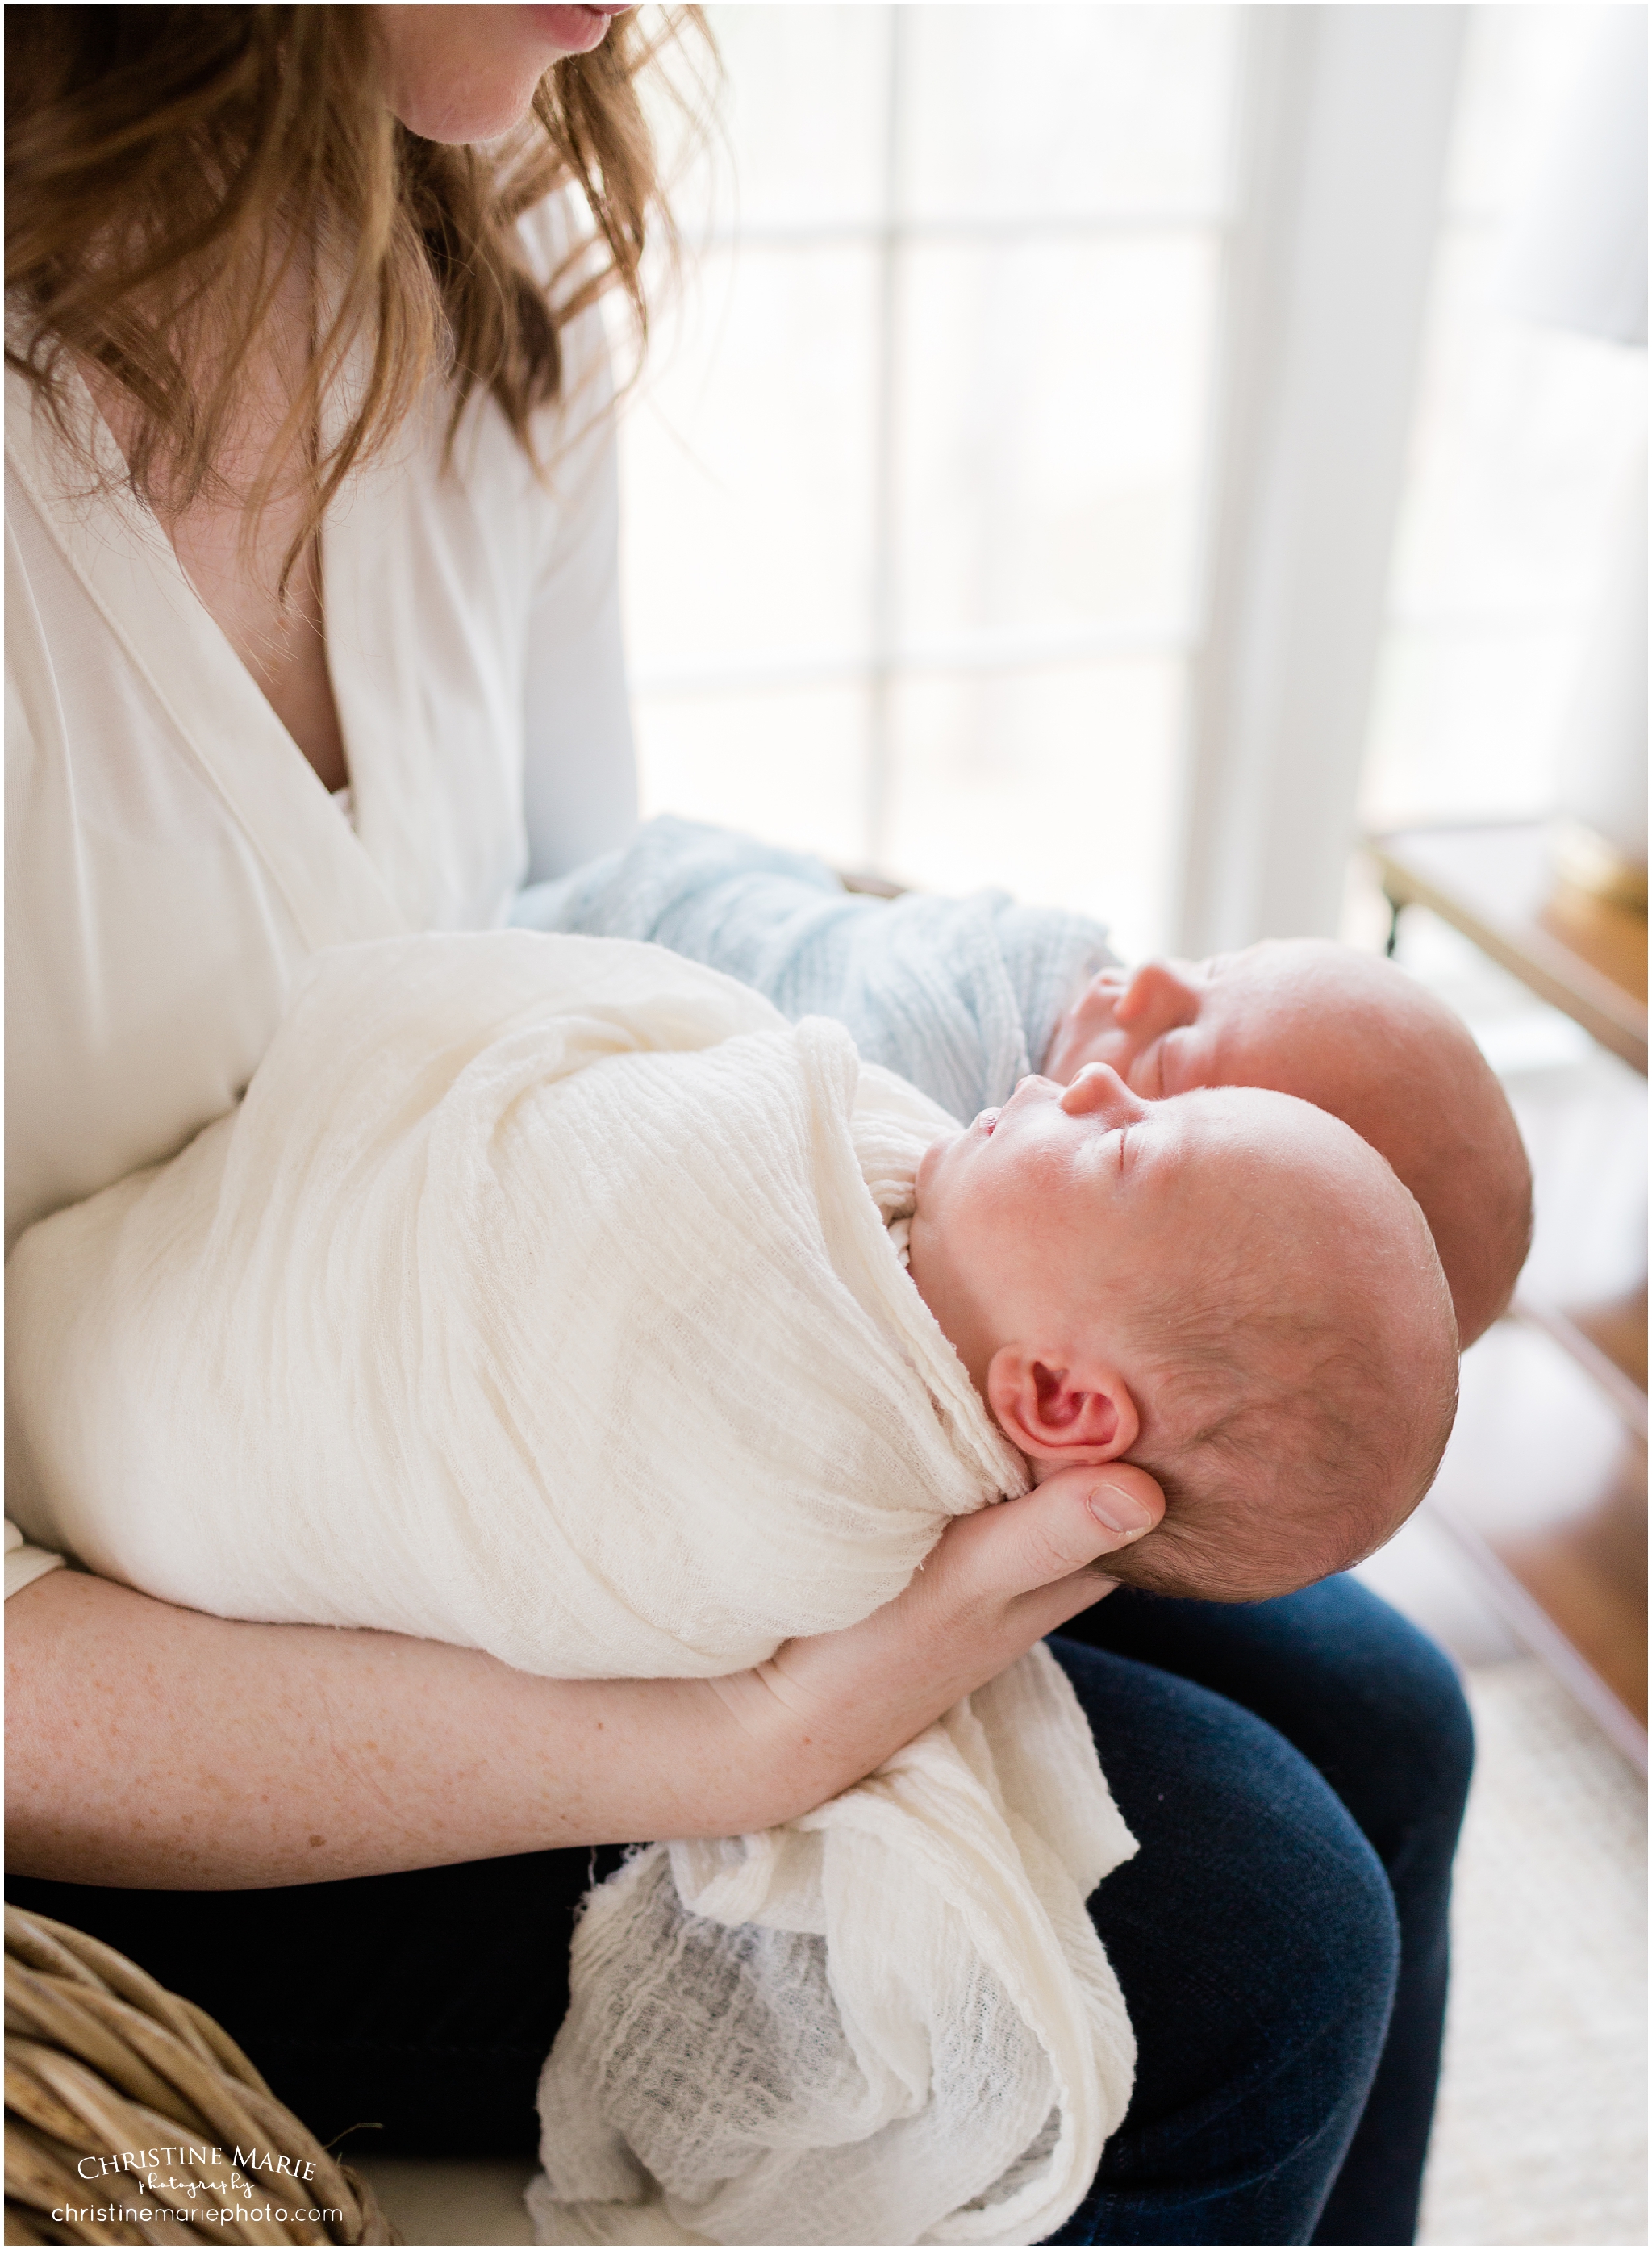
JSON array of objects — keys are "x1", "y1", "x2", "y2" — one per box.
[{"x1": 6, "y1": 932, "x2": 1137, "y2": 2246}]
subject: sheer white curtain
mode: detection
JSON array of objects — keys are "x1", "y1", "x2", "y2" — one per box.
[{"x1": 1360, "y1": 4, "x2": 1648, "y2": 840}]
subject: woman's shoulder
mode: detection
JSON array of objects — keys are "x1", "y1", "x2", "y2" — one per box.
[{"x1": 512, "y1": 187, "x2": 617, "y2": 436}]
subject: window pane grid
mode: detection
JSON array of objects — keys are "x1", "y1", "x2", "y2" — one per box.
[
  {"x1": 632, "y1": 622, "x2": 1199, "y2": 701},
  {"x1": 681, "y1": 214, "x2": 1239, "y2": 252},
  {"x1": 624, "y1": 6, "x2": 1239, "y2": 954}
]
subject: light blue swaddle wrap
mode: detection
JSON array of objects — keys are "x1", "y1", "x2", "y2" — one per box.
[{"x1": 513, "y1": 815, "x2": 1117, "y2": 1124}]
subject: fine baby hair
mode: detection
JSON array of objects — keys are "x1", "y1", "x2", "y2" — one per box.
[
  {"x1": 921, "y1": 1074, "x2": 1462, "y2": 1608},
  {"x1": 1044, "y1": 939, "x2": 1533, "y2": 1349},
  {"x1": 1088, "y1": 1096, "x2": 1458, "y2": 1605}
]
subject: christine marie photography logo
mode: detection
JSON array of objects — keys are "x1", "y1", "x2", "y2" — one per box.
[{"x1": 50, "y1": 2140, "x2": 344, "y2": 2229}]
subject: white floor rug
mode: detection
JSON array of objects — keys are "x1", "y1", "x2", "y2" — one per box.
[{"x1": 1419, "y1": 1660, "x2": 1646, "y2": 2249}]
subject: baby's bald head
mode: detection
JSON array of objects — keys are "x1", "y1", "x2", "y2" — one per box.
[
  {"x1": 910, "y1": 1071, "x2": 1461, "y2": 1608},
  {"x1": 1095, "y1": 1089, "x2": 1461, "y2": 1602},
  {"x1": 1045, "y1": 940, "x2": 1533, "y2": 1344}
]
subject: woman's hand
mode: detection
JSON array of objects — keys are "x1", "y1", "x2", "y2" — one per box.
[
  {"x1": 5, "y1": 1466, "x2": 1160, "y2": 1887},
  {"x1": 699, "y1": 1462, "x2": 1163, "y2": 1830}
]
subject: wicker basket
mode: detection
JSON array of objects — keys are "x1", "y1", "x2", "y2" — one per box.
[{"x1": 5, "y1": 1906, "x2": 399, "y2": 2246}]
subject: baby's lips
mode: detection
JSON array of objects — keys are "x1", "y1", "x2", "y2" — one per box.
[{"x1": 1070, "y1": 977, "x2": 1126, "y2": 1029}]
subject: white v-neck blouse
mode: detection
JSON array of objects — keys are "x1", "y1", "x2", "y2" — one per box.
[{"x1": 5, "y1": 196, "x2": 637, "y2": 1264}]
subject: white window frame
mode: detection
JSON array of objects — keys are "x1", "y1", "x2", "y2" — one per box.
[
  {"x1": 634, "y1": 4, "x2": 1242, "y2": 900},
  {"x1": 632, "y1": 7, "x2": 1466, "y2": 954}
]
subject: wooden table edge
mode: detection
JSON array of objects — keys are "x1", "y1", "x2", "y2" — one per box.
[
  {"x1": 1366, "y1": 839, "x2": 1648, "y2": 1075},
  {"x1": 1424, "y1": 1496, "x2": 1648, "y2": 1772}
]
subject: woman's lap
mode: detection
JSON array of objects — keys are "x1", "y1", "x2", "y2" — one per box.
[
  {"x1": 7, "y1": 1580, "x2": 1466, "y2": 2244},
  {"x1": 1058, "y1": 1575, "x2": 1475, "y2": 2245},
  {"x1": 7, "y1": 1664, "x2": 1395, "y2": 2240},
  {"x1": 1041, "y1": 1634, "x2": 1400, "y2": 2245}
]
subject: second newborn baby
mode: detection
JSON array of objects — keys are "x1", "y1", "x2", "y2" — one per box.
[
  {"x1": 912, "y1": 1061, "x2": 1457, "y2": 1602},
  {"x1": 7, "y1": 931, "x2": 1457, "y2": 1638}
]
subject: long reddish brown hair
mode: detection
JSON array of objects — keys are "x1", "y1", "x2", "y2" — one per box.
[{"x1": 5, "y1": 5, "x2": 705, "y2": 572}]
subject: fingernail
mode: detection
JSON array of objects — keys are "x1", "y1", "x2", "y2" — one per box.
[{"x1": 1089, "y1": 1490, "x2": 1153, "y2": 1538}]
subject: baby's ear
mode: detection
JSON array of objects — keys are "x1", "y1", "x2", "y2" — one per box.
[{"x1": 986, "y1": 1346, "x2": 1140, "y2": 1465}]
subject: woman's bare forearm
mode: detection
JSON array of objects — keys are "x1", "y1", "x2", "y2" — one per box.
[
  {"x1": 5, "y1": 1572, "x2": 793, "y2": 1887},
  {"x1": 5, "y1": 1466, "x2": 1162, "y2": 1890}
]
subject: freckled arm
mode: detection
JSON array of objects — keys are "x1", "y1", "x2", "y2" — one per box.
[{"x1": 6, "y1": 1464, "x2": 1160, "y2": 1889}]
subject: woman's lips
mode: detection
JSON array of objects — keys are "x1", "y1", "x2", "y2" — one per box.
[{"x1": 526, "y1": 4, "x2": 624, "y2": 51}]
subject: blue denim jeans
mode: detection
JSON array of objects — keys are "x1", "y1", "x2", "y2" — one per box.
[
  {"x1": 9, "y1": 1578, "x2": 1470, "y2": 2247},
  {"x1": 1048, "y1": 1576, "x2": 1473, "y2": 2244}
]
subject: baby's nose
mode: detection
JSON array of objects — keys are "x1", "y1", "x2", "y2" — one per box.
[{"x1": 1060, "y1": 1061, "x2": 1149, "y2": 1122}]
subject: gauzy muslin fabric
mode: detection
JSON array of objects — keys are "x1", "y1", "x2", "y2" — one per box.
[
  {"x1": 512, "y1": 812, "x2": 1117, "y2": 1131},
  {"x1": 5, "y1": 932, "x2": 1137, "y2": 2246}
]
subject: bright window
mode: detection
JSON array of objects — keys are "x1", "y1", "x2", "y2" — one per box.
[
  {"x1": 1359, "y1": 4, "x2": 1646, "y2": 834},
  {"x1": 619, "y1": 6, "x2": 1241, "y2": 960}
]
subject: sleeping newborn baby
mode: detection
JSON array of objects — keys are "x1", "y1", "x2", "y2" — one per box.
[
  {"x1": 907, "y1": 1062, "x2": 1458, "y2": 1604},
  {"x1": 1041, "y1": 941, "x2": 1532, "y2": 1350},
  {"x1": 6, "y1": 939, "x2": 1457, "y2": 1630},
  {"x1": 4, "y1": 929, "x2": 1458, "y2": 2247},
  {"x1": 521, "y1": 815, "x2": 1531, "y2": 1349}
]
